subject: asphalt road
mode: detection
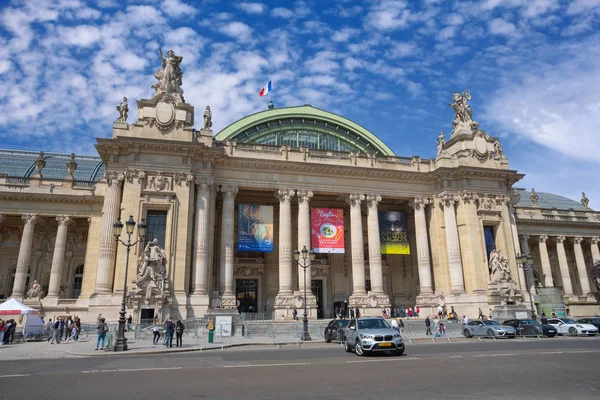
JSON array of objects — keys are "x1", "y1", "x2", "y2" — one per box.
[{"x1": 2, "y1": 338, "x2": 600, "y2": 400}]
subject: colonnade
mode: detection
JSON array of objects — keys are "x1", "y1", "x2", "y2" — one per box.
[{"x1": 521, "y1": 234, "x2": 599, "y2": 296}]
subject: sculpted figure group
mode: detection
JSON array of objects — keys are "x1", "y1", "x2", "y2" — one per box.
[{"x1": 153, "y1": 47, "x2": 184, "y2": 97}]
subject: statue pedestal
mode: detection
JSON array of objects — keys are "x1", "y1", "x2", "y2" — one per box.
[
  {"x1": 492, "y1": 304, "x2": 530, "y2": 320},
  {"x1": 197, "y1": 128, "x2": 213, "y2": 147}
]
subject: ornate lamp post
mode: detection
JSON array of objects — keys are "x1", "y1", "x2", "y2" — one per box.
[
  {"x1": 112, "y1": 215, "x2": 147, "y2": 352},
  {"x1": 293, "y1": 246, "x2": 315, "y2": 341},
  {"x1": 517, "y1": 253, "x2": 537, "y2": 321}
]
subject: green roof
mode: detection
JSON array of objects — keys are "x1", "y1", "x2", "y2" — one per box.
[
  {"x1": 214, "y1": 105, "x2": 395, "y2": 156},
  {"x1": 0, "y1": 149, "x2": 104, "y2": 183},
  {"x1": 517, "y1": 189, "x2": 590, "y2": 211}
]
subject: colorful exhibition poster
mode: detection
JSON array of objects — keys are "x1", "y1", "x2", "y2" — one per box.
[
  {"x1": 311, "y1": 208, "x2": 345, "y2": 253},
  {"x1": 237, "y1": 204, "x2": 274, "y2": 252},
  {"x1": 378, "y1": 210, "x2": 410, "y2": 254}
]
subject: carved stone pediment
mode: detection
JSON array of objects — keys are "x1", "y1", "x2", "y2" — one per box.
[{"x1": 234, "y1": 266, "x2": 263, "y2": 276}]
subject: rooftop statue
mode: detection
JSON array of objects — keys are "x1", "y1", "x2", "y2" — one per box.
[
  {"x1": 436, "y1": 130, "x2": 445, "y2": 155},
  {"x1": 203, "y1": 106, "x2": 212, "y2": 130},
  {"x1": 152, "y1": 47, "x2": 184, "y2": 98},
  {"x1": 581, "y1": 192, "x2": 589, "y2": 209},
  {"x1": 116, "y1": 97, "x2": 128, "y2": 122},
  {"x1": 449, "y1": 90, "x2": 478, "y2": 136}
]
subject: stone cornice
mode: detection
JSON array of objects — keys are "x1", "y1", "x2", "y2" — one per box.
[
  {"x1": 0, "y1": 192, "x2": 103, "y2": 205},
  {"x1": 514, "y1": 217, "x2": 600, "y2": 229}
]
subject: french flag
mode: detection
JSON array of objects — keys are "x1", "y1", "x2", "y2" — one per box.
[{"x1": 259, "y1": 81, "x2": 272, "y2": 97}]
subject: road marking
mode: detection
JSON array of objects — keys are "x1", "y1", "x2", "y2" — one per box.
[
  {"x1": 540, "y1": 351, "x2": 563, "y2": 354},
  {"x1": 472, "y1": 353, "x2": 515, "y2": 357},
  {"x1": 117, "y1": 367, "x2": 182, "y2": 372},
  {"x1": 0, "y1": 374, "x2": 30, "y2": 378},
  {"x1": 449, "y1": 356, "x2": 462, "y2": 358},
  {"x1": 223, "y1": 362, "x2": 310, "y2": 368},
  {"x1": 346, "y1": 357, "x2": 420, "y2": 364}
]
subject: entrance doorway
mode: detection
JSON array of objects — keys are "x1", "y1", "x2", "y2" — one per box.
[
  {"x1": 140, "y1": 309, "x2": 154, "y2": 325},
  {"x1": 311, "y1": 280, "x2": 323, "y2": 319},
  {"x1": 236, "y1": 279, "x2": 258, "y2": 313}
]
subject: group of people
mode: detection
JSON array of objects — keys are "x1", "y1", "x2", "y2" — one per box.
[
  {"x1": 388, "y1": 306, "x2": 420, "y2": 318},
  {"x1": 334, "y1": 305, "x2": 362, "y2": 319},
  {"x1": 152, "y1": 317, "x2": 185, "y2": 348},
  {"x1": 0, "y1": 319, "x2": 17, "y2": 345},
  {"x1": 425, "y1": 316, "x2": 447, "y2": 336},
  {"x1": 47, "y1": 316, "x2": 82, "y2": 344}
]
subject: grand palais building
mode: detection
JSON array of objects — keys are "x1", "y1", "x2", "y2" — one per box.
[{"x1": 1, "y1": 56, "x2": 599, "y2": 323}]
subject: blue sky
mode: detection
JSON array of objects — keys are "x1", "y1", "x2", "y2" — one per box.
[{"x1": 0, "y1": 0, "x2": 599, "y2": 207}]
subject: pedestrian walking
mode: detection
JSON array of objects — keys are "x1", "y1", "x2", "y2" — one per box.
[
  {"x1": 349, "y1": 308, "x2": 355, "y2": 319},
  {"x1": 50, "y1": 318, "x2": 61, "y2": 344},
  {"x1": 437, "y1": 305, "x2": 443, "y2": 319},
  {"x1": 175, "y1": 320, "x2": 185, "y2": 347},
  {"x1": 398, "y1": 318, "x2": 405, "y2": 337},
  {"x1": 334, "y1": 306, "x2": 340, "y2": 319},
  {"x1": 391, "y1": 318, "x2": 399, "y2": 331},
  {"x1": 407, "y1": 308, "x2": 413, "y2": 318},
  {"x1": 292, "y1": 308, "x2": 298, "y2": 321},
  {"x1": 95, "y1": 317, "x2": 108, "y2": 350},
  {"x1": 67, "y1": 318, "x2": 79, "y2": 343},
  {"x1": 425, "y1": 316, "x2": 432, "y2": 335},
  {"x1": 439, "y1": 322, "x2": 446, "y2": 336},
  {"x1": 478, "y1": 308, "x2": 484, "y2": 320},
  {"x1": 64, "y1": 317, "x2": 72, "y2": 340},
  {"x1": 355, "y1": 307, "x2": 360, "y2": 318},
  {"x1": 434, "y1": 317, "x2": 440, "y2": 336},
  {"x1": 152, "y1": 320, "x2": 161, "y2": 345},
  {"x1": 462, "y1": 315, "x2": 469, "y2": 325},
  {"x1": 165, "y1": 318, "x2": 175, "y2": 347},
  {"x1": 0, "y1": 319, "x2": 5, "y2": 346},
  {"x1": 416, "y1": 306, "x2": 420, "y2": 317},
  {"x1": 126, "y1": 315, "x2": 133, "y2": 332}
]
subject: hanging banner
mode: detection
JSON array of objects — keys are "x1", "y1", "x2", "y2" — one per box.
[
  {"x1": 237, "y1": 205, "x2": 274, "y2": 252},
  {"x1": 311, "y1": 208, "x2": 345, "y2": 253},
  {"x1": 379, "y1": 211, "x2": 410, "y2": 254}
]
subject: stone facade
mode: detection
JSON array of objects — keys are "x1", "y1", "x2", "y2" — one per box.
[{"x1": 1, "y1": 72, "x2": 599, "y2": 322}]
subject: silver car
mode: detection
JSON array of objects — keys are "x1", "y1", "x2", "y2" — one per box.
[
  {"x1": 463, "y1": 320, "x2": 517, "y2": 338},
  {"x1": 344, "y1": 317, "x2": 404, "y2": 356}
]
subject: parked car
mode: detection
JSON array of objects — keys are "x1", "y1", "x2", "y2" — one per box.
[
  {"x1": 547, "y1": 318, "x2": 598, "y2": 336},
  {"x1": 344, "y1": 317, "x2": 404, "y2": 356},
  {"x1": 503, "y1": 319, "x2": 557, "y2": 337},
  {"x1": 577, "y1": 317, "x2": 600, "y2": 330},
  {"x1": 463, "y1": 320, "x2": 517, "y2": 338},
  {"x1": 324, "y1": 319, "x2": 350, "y2": 343}
]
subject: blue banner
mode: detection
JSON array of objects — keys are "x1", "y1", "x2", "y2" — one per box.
[{"x1": 237, "y1": 205, "x2": 274, "y2": 252}]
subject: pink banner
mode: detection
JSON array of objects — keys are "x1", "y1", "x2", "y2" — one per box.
[{"x1": 311, "y1": 208, "x2": 345, "y2": 253}]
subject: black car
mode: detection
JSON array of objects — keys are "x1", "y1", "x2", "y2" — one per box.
[
  {"x1": 577, "y1": 317, "x2": 600, "y2": 330},
  {"x1": 503, "y1": 319, "x2": 557, "y2": 337},
  {"x1": 324, "y1": 319, "x2": 350, "y2": 343}
]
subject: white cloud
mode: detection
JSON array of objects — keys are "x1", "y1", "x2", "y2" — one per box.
[
  {"x1": 437, "y1": 26, "x2": 456, "y2": 41},
  {"x1": 272, "y1": 7, "x2": 294, "y2": 19},
  {"x1": 488, "y1": 18, "x2": 518, "y2": 36},
  {"x1": 58, "y1": 25, "x2": 101, "y2": 47},
  {"x1": 567, "y1": 0, "x2": 600, "y2": 15},
  {"x1": 0, "y1": 60, "x2": 11, "y2": 75},
  {"x1": 390, "y1": 42, "x2": 416, "y2": 58},
  {"x1": 305, "y1": 51, "x2": 339, "y2": 74},
  {"x1": 522, "y1": 0, "x2": 560, "y2": 17},
  {"x1": 365, "y1": 0, "x2": 412, "y2": 31},
  {"x1": 235, "y1": 2, "x2": 266, "y2": 14},
  {"x1": 219, "y1": 21, "x2": 253, "y2": 42},
  {"x1": 331, "y1": 27, "x2": 360, "y2": 43},
  {"x1": 162, "y1": 0, "x2": 197, "y2": 17}
]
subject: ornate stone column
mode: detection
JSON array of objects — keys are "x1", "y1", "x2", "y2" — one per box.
[
  {"x1": 193, "y1": 177, "x2": 213, "y2": 295},
  {"x1": 519, "y1": 234, "x2": 535, "y2": 293},
  {"x1": 411, "y1": 197, "x2": 433, "y2": 294},
  {"x1": 347, "y1": 193, "x2": 366, "y2": 299},
  {"x1": 12, "y1": 214, "x2": 37, "y2": 298},
  {"x1": 365, "y1": 194, "x2": 385, "y2": 294},
  {"x1": 555, "y1": 236, "x2": 573, "y2": 296},
  {"x1": 296, "y1": 189, "x2": 312, "y2": 294},
  {"x1": 46, "y1": 216, "x2": 72, "y2": 298},
  {"x1": 573, "y1": 237, "x2": 591, "y2": 295},
  {"x1": 94, "y1": 172, "x2": 124, "y2": 294},
  {"x1": 219, "y1": 185, "x2": 238, "y2": 304},
  {"x1": 537, "y1": 235, "x2": 554, "y2": 287},
  {"x1": 277, "y1": 189, "x2": 295, "y2": 296},
  {"x1": 439, "y1": 193, "x2": 464, "y2": 293}
]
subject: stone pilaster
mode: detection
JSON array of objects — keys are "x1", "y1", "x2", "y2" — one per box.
[
  {"x1": 219, "y1": 185, "x2": 238, "y2": 306},
  {"x1": 46, "y1": 216, "x2": 72, "y2": 298},
  {"x1": 554, "y1": 236, "x2": 573, "y2": 296},
  {"x1": 573, "y1": 237, "x2": 591, "y2": 295},
  {"x1": 12, "y1": 214, "x2": 37, "y2": 299},
  {"x1": 537, "y1": 235, "x2": 554, "y2": 287},
  {"x1": 94, "y1": 171, "x2": 124, "y2": 294},
  {"x1": 411, "y1": 197, "x2": 433, "y2": 295},
  {"x1": 347, "y1": 193, "x2": 366, "y2": 303},
  {"x1": 439, "y1": 193, "x2": 464, "y2": 293},
  {"x1": 192, "y1": 177, "x2": 213, "y2": 294},
  {"x1": 296, "y1": 189, "x2": 313, "y2": 294},
  {"x1": 365, "y1": 194, "x2": 390, "y2": 308},
  {"x1": 519, "y1": 234, "x2": 535, "y2": 293},
  {"x1": 277, "y1": 188, "x2": 295, "y2": 296}
]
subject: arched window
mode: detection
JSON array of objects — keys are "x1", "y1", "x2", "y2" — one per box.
[
  {"x1": 72, "y1": 265, "x2": 84, "y2": 298},
  {"x1": 9, "y1": 266, "x2": 30, "y2": 297}
]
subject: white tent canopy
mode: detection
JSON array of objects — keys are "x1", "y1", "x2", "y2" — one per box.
[{"x1": 0, "y1": 298, "x2": 39, "y2": 315}]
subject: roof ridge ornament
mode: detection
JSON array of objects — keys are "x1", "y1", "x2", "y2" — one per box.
[{"x1": 449, "y1": 90, "x2": 478, "y2": 137}]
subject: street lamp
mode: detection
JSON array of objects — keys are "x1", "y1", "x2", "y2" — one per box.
[
  {"x1": 294, "y1": 245, "x2": 315, "y2": 341},
  {"x1": 517, "y1": 252, "x2": 537, "y2": 321},
  {"x1": 112, "y1": 215, "x2": 147, "y2": 352}
]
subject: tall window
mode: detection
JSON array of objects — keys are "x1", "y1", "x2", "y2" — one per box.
[
  {"x1": 484, "y1": 226, "x2": 496, "y2": 260},
  {"x1": 145, "y1": 210, "x2": 168, "y2": 248},
  {"x1": 72, "y1": 265, "x2": 84, "y2": 298}
]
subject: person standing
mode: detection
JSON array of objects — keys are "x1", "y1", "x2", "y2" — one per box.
[
  {"x1": 152, "y1": 320, "x2": 161, "y2": 345},
  {"x1": 398, "y1": 318, "x2": 405, "y2": 337},
  {"x1": 425, "y1": 316, "x2": 432, "y2": 335},
  {"x1": 175, "y1": 320, "x2": 185, "y2": 347},
  {"x1": 462, "y1": 315, "x2": 469, "y2": 325},
  {"x1": 95, "y1": 318, "x2": 108, "y2": 350},
  {"x1": 416, "y1": 306, "x2": 420, "y2": 317},
  {"x1": 0, "y1": 319, "x2": 5, "y2": 346},
  {"x1": 165, "y1": 318, "x2": 175, "y2": 348},
  {"x1": 355, "y1": 307, "x2": 360, "y2": 318},
  {"x1": 434, "y1": 317, "x2": 440, "y2": 336},
  {"x1": 292, "y1": 308, "x2": 298, "y2": 321},
  {"x1": 50, "y1": 318, "x2": 61, "y2": 344},
  {"x1": 478, "y1": 308, "x2": 484, "y2": 320},
  {"x1": 126, "y1": 315, "x2": 133, "y2": 332},
  {"x1": 64, "y1": 317, "x2": 72, "y2": 341},
  {"x1": 437, "y1": 305, "x2": 443, "y2": 319},
  {"x1": 349, "y1": 308, "x2": 355, "y2": 319},
  {"x1": 391, "y1": 318, "x2": 399, "y2": 331}
]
